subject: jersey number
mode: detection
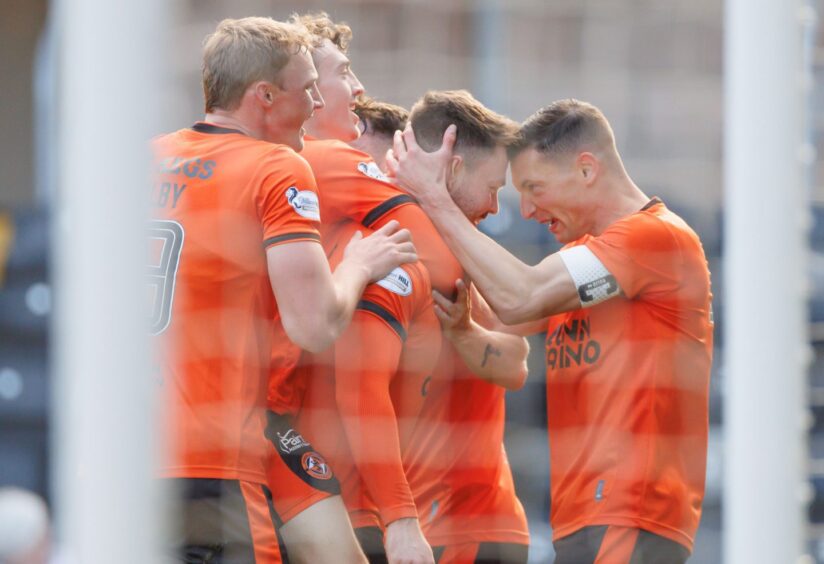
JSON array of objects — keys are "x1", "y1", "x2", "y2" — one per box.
[{"x1": 149, "y1": 220, "x2": 184, "y2": 335}]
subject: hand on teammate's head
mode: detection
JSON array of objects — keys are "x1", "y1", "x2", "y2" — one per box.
[{"x1": 389, "y1": 124, "x2": 457, "y2": 206}]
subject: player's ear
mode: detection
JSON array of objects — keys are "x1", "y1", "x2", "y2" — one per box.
[
  {"x1": 253, "y1": 81, "x2": 275, "y2": 106},
  {"x1": 577, "y1": 152, "x2": 599, "y2": 186},
  {"x1": 446, "y1": 154, "x2": 463, "y2": 188}
]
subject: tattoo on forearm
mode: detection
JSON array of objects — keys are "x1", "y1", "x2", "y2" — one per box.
[{"x1": 481, "y1": 344, "x2": 502, "y2": 367}]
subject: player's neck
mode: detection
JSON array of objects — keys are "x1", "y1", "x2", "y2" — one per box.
[
  {"x1": 203, "y1": 111, "x2": 257, "y2": 138},
  {"x1": 590, "y1": 176, "x2": 650, "y2": 235}
]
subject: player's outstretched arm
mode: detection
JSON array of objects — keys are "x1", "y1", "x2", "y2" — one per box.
[
  {"x1": 434, "y1": 280, "x2": 529, "y2": 391},
  {"x1": 387, "y1": 126, "x2": 579, "y2": 325},
  {"x1": 268, "y1": 220, "x2": 417, "y2": 352}
]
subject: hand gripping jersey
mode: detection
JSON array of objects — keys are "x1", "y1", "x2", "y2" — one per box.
[
  {"x1": 151, "y1": 123, "x2": 321, "y2": 483},
  {"x1": 546, "y1": 199, "x2": 713, "y2": 551},
  {"x1": 295, "y1": 221, "x2": 442, "y2": 526}
]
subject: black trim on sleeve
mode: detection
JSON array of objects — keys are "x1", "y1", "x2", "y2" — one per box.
[
  {"x1": 191, "y1": 122, "x2": 246, "y2": 135},
  {"x1": 362, "y1": 195, "x2": 416, "y2": 228},
  {"x1": 356, "y1": 299, "x2": 407, "y2": 342},
  {"x1": 263, "y1": 232, "x2": 321, "y2": 248}
]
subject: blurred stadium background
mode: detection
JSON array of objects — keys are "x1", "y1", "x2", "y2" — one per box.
[{"x1": 0, "y1": 0, "x2": 819, "y2": 561}]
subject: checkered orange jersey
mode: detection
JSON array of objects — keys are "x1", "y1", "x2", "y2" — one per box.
[
  {"x1": 295, "y1": 221, "x2": 442, "y2": 526},
  {"x1": 404, "y1": 347, "x2": 529, "y2": 548},
  {"x1": 547, "y1": 199, "x2": 713, "y2": 551},
  {"x1": 150, "y1": 123, "x2": 321, "y2": 484},
  {"x1": 299, "y1": 137, "x2": 463, "y2": 296}
]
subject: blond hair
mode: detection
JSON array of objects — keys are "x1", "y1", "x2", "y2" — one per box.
[
  {"x1": 410, "y1": 90, "x2": 519, "y2": 159},
  {"x1": 354, "y1": 96, "x2": 408, "y2": 137},
  {"x1": 289, "y1": 11, "x2": 352, "y2": 52},
  {"x1": 202, "y1": 17, "x2": 313, "y2": 113}
]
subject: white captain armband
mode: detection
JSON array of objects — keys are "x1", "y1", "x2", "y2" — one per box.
[{"x1": 557, "y1": 246, "x2": 620, "y2": 307}]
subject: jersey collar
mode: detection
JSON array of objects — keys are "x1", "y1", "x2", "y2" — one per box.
[
  {"x1": 640, "y1": 196, "x2": 663, "y2": 212},
  {"x1": 191, "y1": 122, "x2": 246, "y2": 136}
]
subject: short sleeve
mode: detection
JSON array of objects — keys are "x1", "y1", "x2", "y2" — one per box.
[
  {"x1": 370, "y1": 204, "x2": 464, "y2": 298},
  {"x1": 301, "y1": 139, "x2": 415, "y2": 226},
  {"x1": 357, "y1": 268, "x2": 417, "y2": 343},
  {"x1": 584, "y1": 213, "x2": 683, "y2": 300},
  {"x1": 256, "y1": 150, "x2": 321, "y2": 249}
]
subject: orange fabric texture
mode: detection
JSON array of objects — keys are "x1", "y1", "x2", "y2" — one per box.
[
  {"x1": 547, "y1": 201, "x2": 713, "y2": 551},
  {"x1": 300, "y1": 137, "x2": 463, "y2": 296},
  {"x1": 297, "y1": 221, "x2": 441, "y2": 526},
  {"x1": 239, "y1": 481, "x2": 284, "y2": 564},
  {"x1": 264, "y1": 433, "x2": 337, "y2": 524},
  {"x1": 298, "y1": 140, "x2": 524, "y2": 543},
  {"x1": 407, "y1": 348, "x2": 529, "y2": 547},
  {"x1": 151, "y1": 124, "x2": 320, "y2": 484}
]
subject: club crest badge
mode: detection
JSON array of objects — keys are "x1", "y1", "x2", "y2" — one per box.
[{"x1": 301, "y1": 451, "x2": 333, "y2": 480}]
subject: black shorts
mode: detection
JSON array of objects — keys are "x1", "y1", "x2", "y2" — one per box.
[
  {"x1": 355, "y1": 526, "x2": 388, "y2": 564},
  {"x1": 553, "y1": 526, "x2": 689, "y2": 564},
  {"x1": 167, "y1": 478, "x2": 287, "y2": 564},
  {"x1": 432, "y1": 541, "x2": 529, "y2": 564},
  {"x1": 264, "y1": 410, "x2": 341, "y2": 522}
]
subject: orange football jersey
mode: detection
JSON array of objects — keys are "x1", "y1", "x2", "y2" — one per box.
[
  {"x1": 546, "y1": 199, "x2": 712, "y2": 551},
  {"x1": 151, "y1": 122, "x2": 321, "y2": 484},
  {"x1": 299, "y1": 137, "x2": 527, "y2": 544},
  {"x1": 404, "y1": 347, "x2": 529, "y2": 547},
  {"x1": 296, "y1": 221, "x2": 442, "y2": 526},
  {"x1": 299, "y1": 137, "x2": 463, "y2": 296}
]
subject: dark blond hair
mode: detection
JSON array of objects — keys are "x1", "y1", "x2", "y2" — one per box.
[
  {"x1": 354, "y1": 96, "x2": 408, "y2": 137},
  {"x1": 290, "y1": 11, "x2": 352, "y2": 52},
  {"x1": 509, "y1": 98, "x2": 616, "y2": 159},
  {"x1": 410, "y1": 90, "x2": 519, "y2": 159},
  {"x1": 202, "y1": 17, "x2": 313, "y2": 113}
]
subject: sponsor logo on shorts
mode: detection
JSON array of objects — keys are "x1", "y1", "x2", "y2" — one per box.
[
  {"x1": 286, "y1": 186, "x2": 321, "y2": 221},
  {"x1": 376, "y1": 267, "x2": 412, "y2": 296},
  {"x1": 357, "y1": 161, "x2": 389, "y2": 182},
  {"x1": 301, "y1": 451, "x2": 333, "y2": 480},
  {"x1": 276, "y1": 429, "x2": 309, "y2": 454}
]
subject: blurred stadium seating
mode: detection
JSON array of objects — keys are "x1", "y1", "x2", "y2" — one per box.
[{"x1": 0, "y1": 207, "x2": 50, "y2": 499}]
